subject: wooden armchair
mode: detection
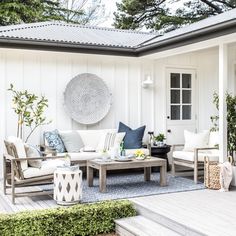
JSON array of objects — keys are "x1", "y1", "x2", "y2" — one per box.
[
  {"x1": 4, "y1": 140, "x2": 66, "y2": 204},
  {"x1": 171, "y1": 144, "x2": 219, "y2": 184}
]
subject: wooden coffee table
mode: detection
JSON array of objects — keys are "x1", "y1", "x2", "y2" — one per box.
[{"x1": 87, "y1": 157, "x2": 167, "y2": 193}]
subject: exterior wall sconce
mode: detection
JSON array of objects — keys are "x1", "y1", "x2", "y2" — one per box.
[{"x1": 142, "y1": 75, "x2": 153, "y2": 88}]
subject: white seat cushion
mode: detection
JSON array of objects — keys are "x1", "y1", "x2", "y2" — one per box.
[
  {"x1": 64, "y1": 152, "x2": 102, "y2": 162},
  {"x1": 208, "y1": 131, "x2": 219, "y2": 147},
  {"x1": 23, "y1": 159, "x2": 66, "y2": 179},
  {"x1": 173, "y1": 150, "x2": 219, "y2": 162}
]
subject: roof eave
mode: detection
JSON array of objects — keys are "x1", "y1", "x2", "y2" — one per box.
[
  {"x1": 137, "y1": 19, "x2": 236, "y2": 56},
  {"x1": 0, "y1": 38, "x2": 138, "y2": 57}
]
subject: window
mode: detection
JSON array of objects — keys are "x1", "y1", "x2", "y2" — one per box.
[{"x1": 170, "y1": 73, "x2": 192, "y2": 120}]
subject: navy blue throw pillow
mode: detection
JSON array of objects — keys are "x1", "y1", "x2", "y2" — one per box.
[{"x1": 118, "y1": 122, "x2": 146, "y2": 149}]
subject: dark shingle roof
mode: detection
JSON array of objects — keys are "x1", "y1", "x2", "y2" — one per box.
[{"x1": 0, "y1": 22, "x2": 158, "y2": 48}]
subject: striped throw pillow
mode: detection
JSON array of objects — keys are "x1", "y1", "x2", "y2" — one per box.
[{"x1": 97, "y1": 132, "x2": 125, "y2": 152}]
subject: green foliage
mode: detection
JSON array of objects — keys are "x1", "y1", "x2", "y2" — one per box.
[
  {"x1": 154, "y1": 133, "x2": 166, "y2": 142},
  {"x1": 8, "y1": 84, "x2": 51, "y2": 142},
  {"x1": 114, "y1": 0, "x2": 236, "y2": 32},
  {"x1": 0, "y1": 200, "x2": 136, "y2": 236},
  {"x1": 0, "y1": 0, "x2": 106, "y2": 26},
  {"x1": 210, "y1": 92, "x2": 236, "y2": 157},
  {"x1": 0, "y1": 0, "x2": 65, "y2": 26}
]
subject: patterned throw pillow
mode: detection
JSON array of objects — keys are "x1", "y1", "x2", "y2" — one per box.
[{"x1": 44, "y1": 129, "x2": 66, "y2": 153}]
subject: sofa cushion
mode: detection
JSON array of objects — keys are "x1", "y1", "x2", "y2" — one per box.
[
  {"x1": 44, "y1": 129, "x2": 66, "y2": 153},
  {"x1": 23, "y1": 159, "x2": 66, "y2": 179},
  {"x1": 118, "y1": 122, "x2": 145, "y2": 149},
  {"x1": 77, "y1": 129, "x2": 116, "y2": 150},
  {"x1": 59, "y1": 131, "x2": 84, "y2": 152},
  {"x1": 96, "y1": 132, "x2": 126, "y2": 152},
  {"x1": 25, "y1": 144, "x2": 42, "y2": 168},
  {"x1": 7, "y1": 136, "x2": 28, "y2": 171},
  {"x1": 183, "y1": 130, "x2": 209, "y2": 151},
  {"x1": 63, "y1": 152, "x2": 102, "y2": 162},
  {"x1": 173, "y1": 150, "x2": 219, "y2": 162}
]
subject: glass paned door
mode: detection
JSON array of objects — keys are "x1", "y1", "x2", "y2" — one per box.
[
  {"x1": 170, "y1": 73, "x2": 192, "y2": 121},
  {"x1": 166, "y1": 68, "x2": 196, "y2": 145}
]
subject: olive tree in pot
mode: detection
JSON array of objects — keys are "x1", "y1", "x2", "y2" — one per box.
[
  {"x1": 8, "y1": 84, "x2": 51, "y2": 143},
  {"x1": 210, "y1": 92, "x2": 236, "y2": 164}
]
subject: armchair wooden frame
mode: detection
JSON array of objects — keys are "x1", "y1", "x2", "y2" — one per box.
[
  {"x1": 3, "y1": 141, "x2": 65, "y2": 204},
  {"x1": 171, "y1": 144, "x2": 218, "y2": 184}
]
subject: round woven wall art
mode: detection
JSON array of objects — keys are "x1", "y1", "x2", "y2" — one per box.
[{"x1": 64, "y1": 73, "x2": 112, "y2": 125}]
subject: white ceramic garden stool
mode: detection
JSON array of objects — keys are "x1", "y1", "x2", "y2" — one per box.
[{"x1": 53, "y1": 166, "x2": 82, "y2": 205}]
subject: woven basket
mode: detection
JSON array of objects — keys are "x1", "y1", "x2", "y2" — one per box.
[
  {"x1": 204, "y1": 156, "x2": 233, "y2": 190},
  {"x1": 204, "y1": 157, "x2": 220, "y2": 190}
]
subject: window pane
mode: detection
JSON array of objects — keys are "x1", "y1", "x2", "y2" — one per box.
[
  {"x1": 171, "y1": 90, "x2": 180, "y2": 104},
  {"x1": 182, "y1": 74, "x2": 191, "y2": 88},
  {"x1": 182, "y1": 90, "x2": 191, "y2": 104},
  {"x1": 171, "y1": 73, "x2": 180, "y2": 88},
  {"x1": 182, "y1": 105, "x2": 191, "y2": 120},
  {"x1": 171, "y1": 105, "x2": 180, "y2": 120}
]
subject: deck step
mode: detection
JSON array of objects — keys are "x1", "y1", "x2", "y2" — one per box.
[
  {"x1": 133, "y1": 201, "x2": 205, "y2": 236},
  {"x1": 115, "y1": 215, "x2": 180, "y2": 236}
]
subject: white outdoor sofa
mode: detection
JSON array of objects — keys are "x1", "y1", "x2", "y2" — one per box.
[
  {"x1": 171, "y1": 131, "x2": 219, "y2": 183},
  {"x1": 45, "y1": 129, "x2": 149, "y2": 167}
]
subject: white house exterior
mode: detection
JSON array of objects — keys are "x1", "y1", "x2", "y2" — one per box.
[{"x1": 1, "y1": 8, "x2": 236, "y2": 170}]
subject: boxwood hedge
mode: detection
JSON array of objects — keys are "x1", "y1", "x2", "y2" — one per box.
[{"x1": 0, "y1": 200, "x2": 136, "y2": 236}]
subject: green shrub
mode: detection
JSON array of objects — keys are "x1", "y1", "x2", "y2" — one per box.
[{"x1": 0, "y1": 200, "x2": 136, "y2": 236}]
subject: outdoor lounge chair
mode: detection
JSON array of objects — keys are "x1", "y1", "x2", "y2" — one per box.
[
  {"x1": 171, "y1": 131, "x2": 219, "y2": 183},
  {"x1": 3, "y1": 139, "x2": 66, "y2": 204}
]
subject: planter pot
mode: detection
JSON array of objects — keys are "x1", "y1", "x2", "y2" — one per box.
[{"x1": 231, "y1": 166, "x2": 236, "y2": 186}]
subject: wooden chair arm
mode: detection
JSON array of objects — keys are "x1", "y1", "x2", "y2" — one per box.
[
  {"x1": 3, "y1": 154, "x2": 15, "y2": 161},
  {"x1": 172, "y1": 144, "x2": 184, "y2": 151},
  {"x1": 194, "y1": 147, "x2": 218, "y2": 151}
]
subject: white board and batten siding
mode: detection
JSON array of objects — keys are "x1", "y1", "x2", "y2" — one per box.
[
  {"x1": 0, "y1": 45, "x2": 236, "y2": 165},
  {"x1": 0, "y1": 49, "x2": 155, "y2": 148}
]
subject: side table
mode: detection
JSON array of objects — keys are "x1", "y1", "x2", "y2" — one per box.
[
  {"x1": 54, "y1": 166, "x2": 82, "y2": 205},
  {"x1": 151, "y1": 145, "x2": 171, "y2": 171}
]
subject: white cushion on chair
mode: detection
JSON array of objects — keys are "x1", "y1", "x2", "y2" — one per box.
[
  {"x1": 183, "y1": 130, "x2": 209, "y2": 151},
  {"x1": 7, "y1": 136, "x2": 28, "y2": 171},
  {"x1": 208, "y1": 131, "x2": 219, "y2": 147},
  {"x1": 23, "y1": 159, "x2": 66, "y2": 179},
  {"x1": 173, "y1": 150, "x2": 219, "y2": 162}
]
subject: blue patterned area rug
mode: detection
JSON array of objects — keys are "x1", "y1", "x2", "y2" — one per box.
[{"x1": 41, "y1": 173, "x2": 205, "y2": 203}]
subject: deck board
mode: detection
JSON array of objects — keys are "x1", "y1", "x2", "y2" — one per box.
[{"x1": 132, "y1": 188, "x2": 236, "y2": 236}]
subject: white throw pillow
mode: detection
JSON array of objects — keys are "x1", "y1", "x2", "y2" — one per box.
[
  {"x1": 96, "y1": 132, "x2": 126, "y2": 152},
  {"x1": 25, "y1": 144, "x2": 42, "y2": 168},
  {"x1": 183, "y1": 130, "x2": 210, "y2": 151},
  {"x1": 7, "y1": 136, "x2": 28, "y2": 171},
  {"x1": 208, "y1": 131, "x2": 219, "y2": 147},
  {"x1": 59, "y1": 131, "x2": 84, "y2": 152}
]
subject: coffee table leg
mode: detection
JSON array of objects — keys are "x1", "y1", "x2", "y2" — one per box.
[
  {"x1": 144, "y1": 167, "x2": 151, "y2": 181},
  {"x1": 160, "y1": 163, "x2": 167, "y2": 186},
  {"x1": 99, "y1": 166, "x2": 107, "y2": 193},
  {"x1": 87, "y1": 166, "x2": 94, "y2": 187}
]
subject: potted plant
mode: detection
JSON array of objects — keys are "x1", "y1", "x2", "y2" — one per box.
[
  {"x1": 8, "y1": 84, "x2": 51, "y2": 142},
  {"x1": 154, "y1": 133, "x2": 166, "y2": 147}
]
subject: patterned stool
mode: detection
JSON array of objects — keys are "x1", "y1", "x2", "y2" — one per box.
[{"x1": 54, "y1": 167, "x2": 82, "y2": 205}]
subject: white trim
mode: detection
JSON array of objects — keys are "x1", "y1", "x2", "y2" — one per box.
[
  {"x1": 219, "y1": 44, "x2": 228, "y2": 163},
  {"x1": 143, "y1": 32, "x2": 236, "y2": 60}
]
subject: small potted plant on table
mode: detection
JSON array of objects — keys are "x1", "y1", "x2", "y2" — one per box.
[{"x1": 154, "y1": 133, "x2": 166, "y2": 147}]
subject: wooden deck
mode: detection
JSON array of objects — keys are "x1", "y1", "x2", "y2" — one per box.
[{"x1": 1, "y1": 183, "x2": 236, "y2": 235}]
